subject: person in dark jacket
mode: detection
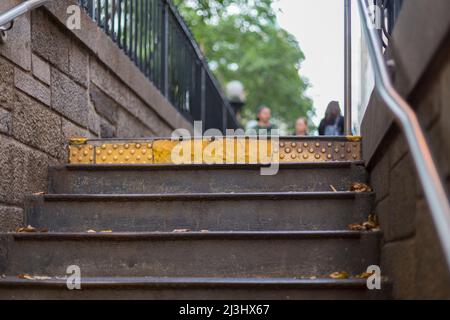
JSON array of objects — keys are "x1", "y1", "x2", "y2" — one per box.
[{"x1": 318, "y1": 101, "x2": 344, "y2": 136}]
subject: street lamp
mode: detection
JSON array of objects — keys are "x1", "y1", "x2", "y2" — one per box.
[{"x1": 226, "y1": 81, "x2": 246, "y2": 119}]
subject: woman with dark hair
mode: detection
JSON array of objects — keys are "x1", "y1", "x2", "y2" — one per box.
[{"x1": 318, "y1": 101, "x2": 344, "y2": 136}]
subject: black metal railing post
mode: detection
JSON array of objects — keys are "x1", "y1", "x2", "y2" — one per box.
[
  {"x1": 78, "y1": 0, "x2": 240, "y2": 131},
  {"x1": 222, "y1": 104, "x2": 227, "y2": 133},
  {"x1": 161, "y1": 0, "x2": 169, "y2": 97},
  {"x1": 200, "y1": 68, "x2": 206, "y2": 125},
  {"x1": 86, "y1": 0, "x2": 94, "y2": 17},
  {"x1": 386, "y1": 0, "x2": 403, "y2": 35}
]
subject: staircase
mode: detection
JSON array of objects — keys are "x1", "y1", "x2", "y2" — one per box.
[{"x1": 0, "y1": 137, "x2": 391, "y2": 299}]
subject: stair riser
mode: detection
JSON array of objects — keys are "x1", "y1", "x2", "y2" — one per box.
[
  {"x1": 0, "y1": 287, "x2": 389, "y2": 300},
  {"x1": 26, "y1": 196, "x2": 374, "y2": 232},
  {"x1": 3, "y1": 235, "x2": 380, "y2": 278},
  {"x1": 48, "y1": 165, "x2": 367, "y2": 194}
]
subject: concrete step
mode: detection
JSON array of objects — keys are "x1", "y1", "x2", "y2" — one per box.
[
  {"x1": 68, "y1": 136, "x2": 363, "y2": 165},
  {"x1": 25, "y1": 192, "x2": 374, "y2": 232},
  {"x1": 0, "y1": 231, "x2": 380, "y2": 278},
  {"x1": 48, "y1": 162, "x2": 367, "y2": 194},
  {"x1": 0, "y1": 277, "x2": 391, "y2": 300}
]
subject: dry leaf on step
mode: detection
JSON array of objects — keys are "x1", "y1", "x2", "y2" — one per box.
[
  {"x1": 362, "y1": 221, "x2": 378, "y2": 230},
  {"x1": 173, "y1": 229, "x2": 190, "y2": 233},
  {"x1": 69, "y1": 137, "x2": 88, "y2": 145},
  {"x1": 16, "y1": 225, "x2": 37, "y2": 233},
  {"x1": 349, "y1": 183, "x2": 373, "y2": 193},
  {"x1": 329, "y1": 271, "x2": 349, "y2": 279},
  {"x1": 348, "y1": 223, "x2": 365, "y2": 231},
  {"x1": 86, "y1": 230, "x2": 97, "y2": 233},
  {"x1": 100, "y1": 230, "x2": 113, "y2": 233},
  {"x1": 348, "y1": 215, "x2": 379, "y2": 231},
  {"x1": 18, "y1": 274, "x2": 52, "y2": 280},
  {"x1": 356, "y1": 272, "x2": 374, "y2": 279}
]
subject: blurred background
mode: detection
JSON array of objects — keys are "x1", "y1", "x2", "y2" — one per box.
[{"x1": 173, "y1": 0, "x2": 364, "y2": 135}]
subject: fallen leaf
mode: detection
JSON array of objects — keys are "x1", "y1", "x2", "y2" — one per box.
[
  {"x1": 86, "y1": 230, "x2": 97, "y2": 233},
  {"x1": 201, "y1": 230, "x2": 209, "y2": 233},
  {"x1": 309, "y1": 276, "x2": 317, "y2": 280},
  {"x1": 33, "y1": 191, "x2": 45, "y2": 196},
  {"x1": 69, "y1": 137, "x2": 88, "y2": 145},
  {"x1": 348, "y1": 223, "x2": 365, "y2": 231},
  {"x1": 100, "y1": 230, "x2": 113, "y2": 233},
  {"x1": 18, "y1": 274, "x2": 51, "y2": 280},
  {"x1": 362, "y1": 221, "x2": 377, "y2": 229},
  {"x1": 31, "y1": 276, "x2": 52, "y2": 280},
  {"x1": 348, "y1": 215, "x2": 379, "y2": 231},
  {"x1": 330, "y1": 271, "x2": 349, "y2": 279},
  {"x1": 173, "y1": 229, "x2": 190, "y2": 233},
  {"x1": 355, "y1": 271, "x2": 374, "y2": 279},
  {"x1": 330, "y1": 185, "x2": 338, "y2": 192},
  {"x1": 16, "y1": 225, "x2": 37, "y2": 233},
  {"x1": 349, "y1": 183, "x2": 373, "y2": 193}
]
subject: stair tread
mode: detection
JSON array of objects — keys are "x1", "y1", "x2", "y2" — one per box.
[
  {"x1": 9, "y1": 230, "x2": 378, "y2": 240},
  {"x1": 0, "y1": 276, "x2": 389, "y2": 289},
  {"x1": 61, "y1": 161, "x2": 365, "y2": 171},
  {"x1": 39, "y1": 191, "x2": 375, "y2": 201}
]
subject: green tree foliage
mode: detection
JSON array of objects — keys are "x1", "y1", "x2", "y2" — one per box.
[{"x1": 173, "y1": 0, "x2": 314, "y2": 130}]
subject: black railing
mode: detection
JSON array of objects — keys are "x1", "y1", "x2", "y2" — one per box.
[
  {"x1": 374, "y1": 0, "x2": 404, "y2": 47},
  {"x1": 384, "y1": 0, "x2": 403, "y2": 35},
  {"x1": 78, "y1": 0, "x2": 240, "y2": 132}
]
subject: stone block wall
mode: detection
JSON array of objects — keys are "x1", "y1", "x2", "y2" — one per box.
[
  {"x1": 0, "y1": 1, "x2": 191, "y2": 232},
  {"x1": 364, "y1": 21, "x2": 450, "y2": 298}
]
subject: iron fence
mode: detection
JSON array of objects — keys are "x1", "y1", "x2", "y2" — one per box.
[
  {"x1": 384, "y1": 0, "x2": 403, "y2": 35},
  {"x1": 374, "y1": 0, "x2": 404, "y2": 47},
  {"x1": 78, "y1": 0, "x2": 240, "y2": 132}
]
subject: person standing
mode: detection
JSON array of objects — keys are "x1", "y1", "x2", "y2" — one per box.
[
  {"x1": 318, "y1": 101, "x2": 344, "y2": 136},
  {"x1": 294, "y1": 117, "x2": 308, "y2": 136},
  {"x1": 246, "y1": 106, "x2": 277, "y2": 134}
]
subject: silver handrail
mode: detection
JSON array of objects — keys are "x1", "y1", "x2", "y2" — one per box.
[
  {"x1": 357, "y1": 0, "x2": 450, "y2": 270},
  {"x1": 0, "y1": 0, "x2": 50, "y2": 29}
]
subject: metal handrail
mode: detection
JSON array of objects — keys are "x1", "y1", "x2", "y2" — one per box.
[
  {"x1": 0, "y1": 0, "x2": 50, "y2": 29},
  {"x1": 76, "y1": 0, "x2": 240, "y2": 131},
  {"x1": 357, "y1": 0, "x2": 450, "y2": 270}
]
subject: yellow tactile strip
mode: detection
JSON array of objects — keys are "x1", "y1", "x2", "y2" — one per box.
[{"x1": 68, "y1": 137, "x2": 362, "y2": 165}]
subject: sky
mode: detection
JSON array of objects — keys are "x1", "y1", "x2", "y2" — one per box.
[{"x1": 273, "y1": 0, "x2": 361, "y2": 128}]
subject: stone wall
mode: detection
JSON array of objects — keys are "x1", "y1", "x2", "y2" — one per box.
[
  {"x1": 0, "y1": 1, "x2": 191, "y2": 232},
  {"x1": 361, "y1": 0, "x2": 450, "y2": 299}
]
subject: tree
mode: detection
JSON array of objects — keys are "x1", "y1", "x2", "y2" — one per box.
[{"x1": 173, "y1": 0, "x2": 314, "y2": 131}]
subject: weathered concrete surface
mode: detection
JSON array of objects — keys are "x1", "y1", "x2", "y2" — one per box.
[
  {"x1": 0, "y1": 206, "x2": 23, "y2": 233},
  {"x1": 25, "y1": 192, "x2": 374, "y2": 232},
  {"x1": 3, "y1": 231, "x2": 380, "y2": 278},
  {"x1": 0, "y1": 277, "x2": 391, "y2": 300},
  {"x1": 0, "y1": 4, "x2": 191, "y2": 231},
  {"x1": 362, "y1": 1, "x2": 450, "y2": 299}
]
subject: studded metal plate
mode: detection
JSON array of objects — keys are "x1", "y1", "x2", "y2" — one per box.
[
  {"x1": 68, "y1": 137, "x2": 361, "y2": 165},
  {"x1": 277, "y1": 140, "x2": 361, "y2": 162}
]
